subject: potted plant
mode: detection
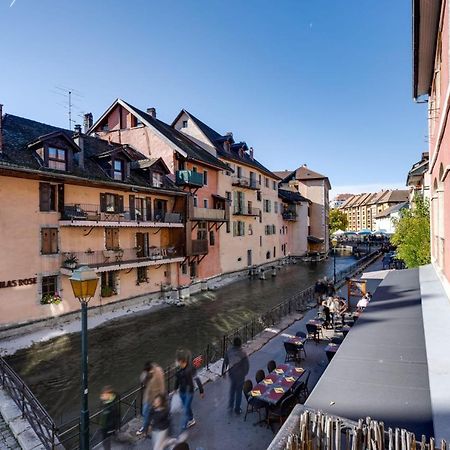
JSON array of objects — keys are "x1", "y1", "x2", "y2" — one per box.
[
  {"x1": 41, "y1": 292, "x2": 62, "y2": 305},
  {"x1": 101, "y1": 286, "x2": 116, "y2": 297},
  {"x1": 63, "y1": 253, "x2": 78, "y2": 269},
  {"x1": 113, "y1": 247, "x2": 124, "y2": 256}
]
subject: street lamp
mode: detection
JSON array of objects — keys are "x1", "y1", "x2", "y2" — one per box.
[
  {"x1": 331, "y1": 237, "x2": 338, "y2": 284},
  {"x1": 69, "y1": 266, "x2": 99, "y2": 450}
]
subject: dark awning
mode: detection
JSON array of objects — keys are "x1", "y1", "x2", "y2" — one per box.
[
  {"x1": 212, "y1": 194, "x2": 228, "y2": 201},
  {"x1": 307, "y1": 235, "x2": 324, "y2": 244},
  {"x1": 413, "y1": 0, "x2": 442, "y2": 99}
]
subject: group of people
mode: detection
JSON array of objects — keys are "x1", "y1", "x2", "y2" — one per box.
[
  {"x1": 321, "y1": 296, "x2": 347, "y2": 328},
  {"x1": 99, "y1": 348, "x2": 203, "y2": 450},
  {"x1": 314, "y1": 277, "x2": 336, "y2": 306}
]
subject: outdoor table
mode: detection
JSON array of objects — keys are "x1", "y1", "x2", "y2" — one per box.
[
  {"x1": 250, "y1": 364, "x2": 305, "y2": 406},
  {"x1": 284, "y1": 335, "x2": 306, "y2": 347},
  {"x1": 325, "y1": 342, "x2": 340, "y2": 362},
  {"x1": 308, "y1": 319, "x2": 323, "y2": 327}
]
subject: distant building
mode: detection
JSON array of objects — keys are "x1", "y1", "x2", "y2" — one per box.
[
  {"x1": 330, "y1": 193, "x2": 353, "y2": 209},
  {"x1": 275, "y1": 166, "x2": 331, "y2": 254},
  {"x1": 339, "y1": 190, "x2": 409, "y2": 231},
  {"x1": 374, "y1": 202, "x2": 409, "y2": 234},
  {"x1": 406, "y1": 152, "x2": 430, "y2": 203}
]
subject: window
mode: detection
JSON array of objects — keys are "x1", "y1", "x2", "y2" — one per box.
[
  {"x1": 203, "y1": 170, "x2": 208, "y2": 185},
  {"x1": 101, "y1": 271, "x2": 117, "y2": 296},
  {"x1": 41, "y1": 228, "x2": 58, "y2": 254},
  {"x1": 260, "y1": 236, "x2": 263, "y2": 247},
  {"x1": 105, "y1": 228, "x2": 120, "y2": 250},
  {"x1": 113, "y1": 159, "x2": 124, "y2": 181},
  {"x1": 259, "y1": 174, "x2": 262, "y2": 185},
  {"x1": 266, "y1": 251, "x2": 271, "y2": 259},
  {"x1": 257, "y1": 191, "x2": 262, "y2": 201},
  {"x1": 263, "y1": 199, "x2": 271, "y2": 213},
  {"x1": 273, "y1": 246, "x2": 276, "y2": 258},
  {"x1": 203, "y1": 199, "x2": 208, "y2": 208},
  {"x1": 237, "y1": 166, "x2": 242, "y2": 178},
  {"x1": 233, "y1": 221, "x2": 245, "y2": 236},
  {"x1": 272, "y1": 180, "x2": 276, "y2": 190},
  {"x1": 48, "y1": 147, "x2": 66, "y2": 171},
  {"x1": 209, "y1": 230, "x2": 215, "y2": 246},
  {"x1": 137, "y1": 267, "x2": 148, "y2": 284},
  {"x1": 192, "y1": 166, "x2": 197, "y2": 172},
  {"x1": 248, "y1": 224, "x2": 253, "y2": 235},
  {"x1": 226, "y1": 221, "x2": 231, "y2": 233},
  {"x1": 39, "y1": 183, "x2": 56, "y2": 212},
  {"x1": 101, "y1": 193, "x2": 124, "y2": 213},
  {"x1": 193, "y1": 196, "x2": 198, "y2": 207},
  {"x1": 152, "y1": 171, "x2": 163, "y2": 188},
  {"x1": 42, "y1": 275, "x2": 58, "y2": 299},
  {"x1": 197, "y1": 222, "x2": 207, "y2": 240},
  {"x1": 181, "y1": 263, "x2": 187, "y2": 275},
  {"x1": 182, "y1": 120, "x2": 188, "y2": 128},
  {"x1": 189, "y1": 262, "x2": 197, "y2": 278},
  {"x1": 226, "y1": 191, "x2": 232, "y2": 202},
  {"x1": 265, "y1": 177, "x2": 269, "y2": 188},
  {"x1": 274, "y1": 202, "x2": 278, "y2": 214}
]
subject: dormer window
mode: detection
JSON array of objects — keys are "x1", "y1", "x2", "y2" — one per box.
[
  {"x1": 48, "y1": 147, "x2": 67, "y2": 171},
  {"x1": 113, "y1": 159, "x2": 124, "y2": 181},
  {"x1": 152, "y1": 171, "x2": 163, "y2": 188},
  {"x1": 182, "y1": 120, "x2": 188, "y2": 128}
]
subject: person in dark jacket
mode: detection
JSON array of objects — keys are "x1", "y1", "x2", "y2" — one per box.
[
  {"x1": 147, "y1": 394, "x2": 173, "y2": 450},
  {"x1": 99, "y1": 386, "x2": 119, "y2": 450},
  {"x1": 222, "y1": 336, "x2": 249, "y2": 414},
  {"x1": 174, "y1": 349, "x2": 204, "y2": 430}
]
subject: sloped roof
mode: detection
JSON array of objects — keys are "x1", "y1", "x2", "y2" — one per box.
[
  {"x1": 0, "y1": 114, "x2": 182, "y2": 193},
  {"x1": 179, "y1": 110, "x2": 279, "y2": 179},
  {"x1": 278, "y1": 189, "x2": 310, "y2": 204},
  {"x1": 276, "y1": 165, "x2": 331, "y2": 189},
  {"x1": 367, "y1": 190, "x2": 390, "y2": 205},
  {"x1": 382, "y1": 189, "x2": 410, "y2": 203},
  {"x1": 273, "y1": 170, "x2": 293, "y2": 180},
  {"x1": 339, "y1": 194, "x2": 357, "y2": 209},
  {"x1": 375, "y1": 202, "x2": 408, "y2": 219}
]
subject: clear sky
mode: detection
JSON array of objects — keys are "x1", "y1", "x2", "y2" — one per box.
[{"x1": 0, "y1": 0, "x2": 427, "y2": 195}]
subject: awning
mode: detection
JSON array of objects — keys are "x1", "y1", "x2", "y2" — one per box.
[
  {"x1": 212, "y1": 194, "x2": 228, "y2": 201},
  {"x1": 307, "y1": 235, "x2": 324, "y2": 244}
]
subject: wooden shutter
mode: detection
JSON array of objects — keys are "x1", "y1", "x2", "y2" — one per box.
[
  {"x1": 58, "y1": 184, "x2": 65, "y2": 214},
  {"x1": 39, "y1": 183, "x2": 50, "y2": 212},
  {"x1": 41, "y1": 229, "x2": 50, "y2": 253},
  {"x1": 129, "y1": 195, "x2": 136, "y2": 220},
  {"x1": 116, "y1": 195, "x2": 124, "y2": 213},
  {"x1": 105, "y1": 228, "x2": 113, "y2": 250},
  {"x1": 136, "y1": 232, "x2": 144, "y2": 257},
  {"x1": 145, "y1": 197, "x2": 152, "y2": 221},
  {"x1": 100, "y1": 193, "x2": 107, "y2": 212},
  {"x1": 50, "y1": 229, "x2": 58, "y2": 253}
]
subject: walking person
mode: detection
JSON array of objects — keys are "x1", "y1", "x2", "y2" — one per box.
[
  {"x1": 222, "y1": 336, "x2": 249, "y2": 415},
  {"x1": 137, "y1": 361, "x2": 166, "y2": 437},
  {"x1": 146, "y1": 394, "x2": 173, "y2": 450},
  {"x1": 99, "y1": 386, "x2": 119, "y2": 450},
  {"x1": 174, "y1": 349, "x2": 204, "y2": 430}
]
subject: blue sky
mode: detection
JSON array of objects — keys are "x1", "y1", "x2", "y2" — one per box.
[{"x1": 0, "y1": 0, "x2": 427, "y2": 195}]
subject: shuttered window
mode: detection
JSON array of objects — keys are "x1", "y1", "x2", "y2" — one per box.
[
  {"x1": 42, "y1": 275, "x2": 58, "y2": 297},
  {"x1": 39, "y1": 183, "x2": 56, "y2": 212},
  {"x1": 105, "y1": 228, "x2": 120, "y2": 250},
  {"x1": 41, "y1": 228, "x2": 58, "y2": 254},
  {"x1": 100, "y1": 193, "x2": 124, "y2": 213},
  {"x1": 209, "y1": 230, "x2": 215, "y2": 246}
]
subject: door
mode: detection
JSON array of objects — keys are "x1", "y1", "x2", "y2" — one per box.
[
  {"x1": 247, "y1": 249, "x2": 252, "y2": 267},
  {"x1": 136, "y1": 232, "x2": 149, "y2": 257},
  {"x1": 154, "y1": 199, "x2": 167, "y2": 221}
]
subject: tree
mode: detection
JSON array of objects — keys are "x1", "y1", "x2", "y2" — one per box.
[
  {"x1": 329, "y1": 208, "x2": 348, "y2": 233},
  {"x1": 391, "y1": 196, "x2": 430, "y2": 268}
]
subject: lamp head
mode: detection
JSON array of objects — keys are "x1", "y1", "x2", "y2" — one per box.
[
  {"x1": 69, "y1": 266, "x2": 99, "y2": 304},
  {"x1": 331, "y1": 237, "x2": 338, "y2": 247}
]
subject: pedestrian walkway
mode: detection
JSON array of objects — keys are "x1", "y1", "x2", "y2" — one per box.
[{"x1": 0, "y1": 416, "x2": 20, "y2": 450}]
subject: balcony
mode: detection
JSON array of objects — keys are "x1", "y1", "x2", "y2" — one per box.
[
  {"x1": 176, "y1": 170, "x2": 204, "y2": 187},
  {"x1": 282, "y1": 210, "x2": 297, "y2": 221},
  {"x1": 187, "y1": 239, "x2": 208, "y2": 256},
  {"x1": 191, "y1": 207, "x2": 227, "y2": 221},
  {"x1": 233, "y1": 205, "x2": 261, "y2": 216},
  {"x1": 231, "y1": 176, "x2": 261, "y2": 190},
  {"x1": 60, "y1": 246, "x2": 184, "y2": 273},
  {"x1": 60, "y1": 204, "x2": 184, "y2": 228}
]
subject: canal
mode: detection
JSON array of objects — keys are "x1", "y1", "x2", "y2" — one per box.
[{"x1": 6, "y1": 255, "x2": 356, "y2": 425}]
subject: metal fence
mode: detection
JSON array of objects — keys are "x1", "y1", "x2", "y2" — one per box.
[{"x1": 0, "y1": 250, "x2": 379, "y2": 449}]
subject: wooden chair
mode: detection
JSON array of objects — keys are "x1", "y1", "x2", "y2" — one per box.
[
  {"x1": 255, "y1": 369, "x2": 265, "y2": 384},
  {"x1": 297, "y1": 370, "x2": 311, "y2": 402},
  {"x1": 267, "y1": 394, "x2": 296, "y2": 430},
  {"x1": 267, "y1": 360, "x2": 276, "y2": 373}
]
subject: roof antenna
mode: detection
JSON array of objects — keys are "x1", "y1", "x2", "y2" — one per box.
[{"x1": 51, "y1": 86, "x2": 84, "y2": 130}]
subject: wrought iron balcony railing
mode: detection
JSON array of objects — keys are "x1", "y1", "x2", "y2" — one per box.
[
  {"x1": 233, "y1": 205, "x2": 261, "y2": 216},
  {"x1": 282, "y1": 210, "x2": 297, "y2": 221},
  {"x1": 231, "y1": 176, "x2": 261, "y2": 190}
]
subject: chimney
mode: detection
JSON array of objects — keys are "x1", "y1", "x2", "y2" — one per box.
[
  {"x1": 83, "y1": 113, "x2": 93, "y2": 133},
  {"x1": 226, "y1": 131, "x2": 233, "y2": 139},
  {"x1": 73, "y1": 125, "x2": 84, "y2": 168},
  {"x1": 0, "y1": 104, "x2": 3, "y2": 154},
  {"x1": 74, "y1": 124, "x2": 82, "y2": 134},
  {"x1": 147, "y1": 107, "x2": 156, "y2": 119},
  {"x1": 249, "y1": 146, "x2": 254, "y2": 160}
]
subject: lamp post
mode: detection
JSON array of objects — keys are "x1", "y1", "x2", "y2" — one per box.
[
  {"x1": 69, "y1": 266, "x2": 99, "y2": 450},
  {"x1": 331, "y1": 237, "x2": 338, "y2": 284}
]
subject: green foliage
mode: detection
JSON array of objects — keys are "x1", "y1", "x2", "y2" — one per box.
[
  {"x1": 329, "y1": 208, "x2": 348, "y2": 233},
  {"x1": 391, "y1": 196, "x2": 430, "y2": 268}
]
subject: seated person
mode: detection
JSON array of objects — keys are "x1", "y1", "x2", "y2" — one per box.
[{"x1": 356, "y1": 293, "x2": 371, "y2": 311}]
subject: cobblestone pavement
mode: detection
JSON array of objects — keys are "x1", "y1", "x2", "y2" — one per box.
[{"x1": 0, "y1": 416, "x2": 20, "y2": 450}]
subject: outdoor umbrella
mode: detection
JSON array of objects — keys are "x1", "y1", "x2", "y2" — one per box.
[
  {"x1": 357, "y1": 229, "x2": 372, "y2": 236},
  {"x1": 332, "y1": 229, "x2": 345, "y2": 236}
]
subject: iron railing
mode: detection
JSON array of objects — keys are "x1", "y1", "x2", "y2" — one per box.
[
  {"x1": 61, "y1": 204, "x2": 183, "y2": 224},
  {"x1": 175, "y1": 170, "x2": 204, "y2": 187},
  {"x1": 233, "y1": 205, "x2": 261, "y2": 216},
  {"x1": 1, "y1": 250, "x2": 379, "y2": 449},
  {"x1": 231, "y1": 176, "x2": 261, "y2": 190},
  {"x1": 282, "y1": 210, "x2": 297, "y2": 220}
]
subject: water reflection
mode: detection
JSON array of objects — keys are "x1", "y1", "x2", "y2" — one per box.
[{"x1": 7, "y1": 255, "x2": 356, "y2": 424}]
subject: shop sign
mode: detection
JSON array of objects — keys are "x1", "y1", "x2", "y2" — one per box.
[{"x1": 0, "y1": 278, "x2": 37, "y2": 288}]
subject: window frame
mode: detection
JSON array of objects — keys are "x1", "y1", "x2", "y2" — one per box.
[
  {"x1": 42, "y1": 275, "x2": 58, "y2": 299},
  {"x1": 48, "y1": 147, "x2": 67, "y2": 171},
  {"x1": 41, "y1": 228, "x2": 59, "y2": 254}
]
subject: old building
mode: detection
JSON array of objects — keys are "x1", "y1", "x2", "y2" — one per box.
[
  {"x1": 0, "y1": 107, "x2": 186, "y2": 328},
  {"x1": 406, "y1": 152, "x2": 430, "y2": 203},
  {"x1": 275, "y1": 167, "x2": 331, "y2": 254},
  {"x1": 172, "y1": 110, "x2": 302, "y2": 271},
  {"x1": 88, "y1": 99, "x2": 230, "y2": 286},
  {"x1": 329, "y1": 193, "x2": 353, "y2": 209}
]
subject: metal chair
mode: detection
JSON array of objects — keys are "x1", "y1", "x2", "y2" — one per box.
[
  {"x1": 306, "y1": 323, "x2": 320, "y2": 343},
  {"x1": 295, "y1": 331, "x2": 307, "y2": 339},
  {"x1": 283, "y1": 342, "x2": 299, "y2": 363},
  {"x1": 267, "y1": 360, "x2": 276, "y2": 373},
  {"x1": 297, "y1": 370, "x2": 311, "y2": 402},
  {"x1": 243, "y1": 379, "x2": 266, "y2": 422},
  {"x1": 255, "y1": 369, "x2": 265, "y2": 384},
  {"x1": 267, "y1": 394, "x2": 296, "y2": 430}
]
